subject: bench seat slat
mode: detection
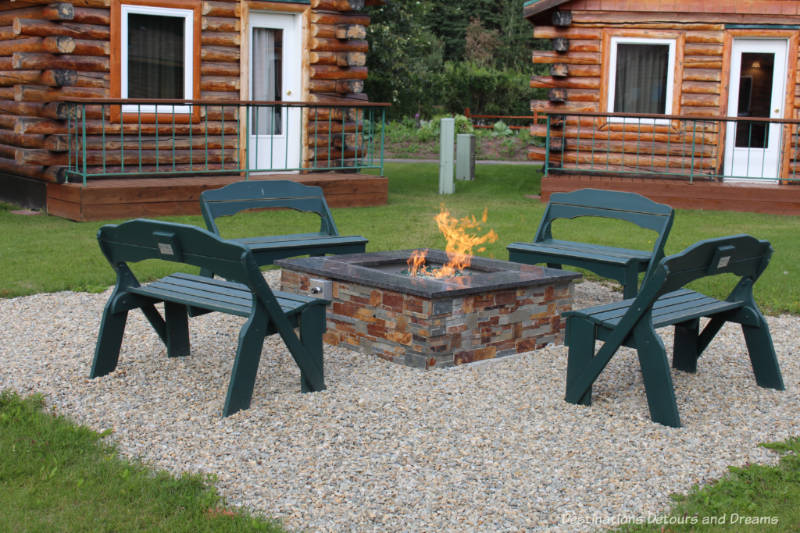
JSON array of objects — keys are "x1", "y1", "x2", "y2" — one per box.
[
  {"x1": 567, "y1": 289, "x2": 743, "y2": 330},
  {"x1": 130, "y1": 274, "x2": 317, "y2": 317},
  {"x1": 234, "y1": 234, "x2": 367, "y2": 247},
  {"x1": 508, "y1": 241, "x2": 651, "y2": 266},
  {"x1": 168, "y1": 272, "x2": 320, "y2": 309}
]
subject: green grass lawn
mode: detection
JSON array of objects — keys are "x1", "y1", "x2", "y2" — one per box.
[{"x1": 1, "y1": 161, "x2": 800, "y2": 531}]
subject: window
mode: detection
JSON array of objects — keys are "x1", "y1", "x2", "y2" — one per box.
[
  {"x1": 120, "y1": 4, "x2": 194, "y2": 113},
  {"x1": 607, "y1": 37, "x2": 676, "y2": 122}
]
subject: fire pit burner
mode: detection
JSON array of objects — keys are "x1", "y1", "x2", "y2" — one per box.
[{"x1": 277, "y1": 250, "x2": 580, "y2": 368}]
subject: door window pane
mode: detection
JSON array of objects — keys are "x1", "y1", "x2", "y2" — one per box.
[
  {"x1": 735, "y1": 52, "x2": 774, "y2": 148},
  {"x1": 127, "y1": 13, "x2": 185, "y2": 99},
  {"x1": 252, "y1": 28, "x2": 283, "y2": 135},
  {"x1": 613, "y1": 44, "x2": 670, "y2": 114}
]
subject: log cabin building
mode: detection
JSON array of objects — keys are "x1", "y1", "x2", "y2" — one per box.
[
  {"x1": 0, "y1": 0, "x2": 387, "y2": 220},
  {"x1": 525, "y1": 0, "x2": 800, "y2": 214}
]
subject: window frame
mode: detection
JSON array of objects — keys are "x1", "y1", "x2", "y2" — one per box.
[
  {"x1": 606, "y1": 36, "x2": 677, "y2": 125},
  {"x1": 111, "y1": 0, "x2": 201, "y2": 121}
]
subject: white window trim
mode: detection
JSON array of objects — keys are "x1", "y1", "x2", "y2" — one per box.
[
  {"x1": 120, "y1": 4, "x2": 193, "y2": 114},
  {"x1": 607, "y1": 37, "x2": 676, "y2": 125}
]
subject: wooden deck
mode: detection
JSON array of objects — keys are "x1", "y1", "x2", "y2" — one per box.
[
  {"x1": 46, "y1": 172, "x2": 388, "y2": 221},
  {"x1": 541, "y1": 174, "x2": 800, "y2": 216}
]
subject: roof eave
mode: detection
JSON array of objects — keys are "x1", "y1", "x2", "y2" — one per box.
[{"x1": 523, "y1": 0, "x2": 572, "y2": 21}]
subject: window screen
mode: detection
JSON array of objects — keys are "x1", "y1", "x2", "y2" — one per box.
[
  {"x1": 127, "y1": 13, "x2": 185, "y2": 99},
  {"x1": 613, "y1": 44, "x2": 670, "y2": 114}
]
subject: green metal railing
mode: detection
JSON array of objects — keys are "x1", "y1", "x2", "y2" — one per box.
[
  {"x1": 541, "y1": 111, "x2": 800, "y2": 183},
  {"x1": 64, "y1": 99, "x2": 388, "y2": 185}
]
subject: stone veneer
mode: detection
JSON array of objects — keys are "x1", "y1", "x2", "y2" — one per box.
[{"x1": 277, "y1": 251, "x2": 580, "y2": 369}]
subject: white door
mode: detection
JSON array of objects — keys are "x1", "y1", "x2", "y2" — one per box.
[
  {"x1": 248, "y1": 12, "x2": 302, "y2": 171},
  {"x1": 724, "y1": 39, "x2": 787, "y2": 182}
]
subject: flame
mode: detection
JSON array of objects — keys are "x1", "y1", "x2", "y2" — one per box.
[{"x1": 407, "y1": 207, "x2": 498, "y2": 278}]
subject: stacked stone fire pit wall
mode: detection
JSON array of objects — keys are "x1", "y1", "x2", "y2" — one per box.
[{"x1": 280, "y1": 263, "x2": 577, "y2": 369}]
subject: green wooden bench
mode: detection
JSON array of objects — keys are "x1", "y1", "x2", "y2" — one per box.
[
  {"x1": 507, "y1": 189, "x2": 674, "y2": 298},
  {"x1": 564, "y1": 234, "x2": 784, "y2": 427},
  {"x1": 89, "y1": 219, "x2": 327, "y2": 417},
  {"x1": 200, "y1": 180, "x2": 368, "y2": 268}
]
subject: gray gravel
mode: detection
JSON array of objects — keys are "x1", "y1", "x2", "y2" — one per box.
[{"x1": 0, "y1": 273, "x2": 797, "y2": 532}]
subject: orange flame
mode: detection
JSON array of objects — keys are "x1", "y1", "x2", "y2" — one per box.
[{"x1": 407, "y1": 207, "x2": 498, "y2": 278}]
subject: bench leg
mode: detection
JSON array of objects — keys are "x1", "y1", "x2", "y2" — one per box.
[
  {"x1": 164, "y1": 302, "x2": 190, "y2": 358},
  {"x1": 565, "y1": 316, "x2": 595, "y2": 406},
  {"x1": 621, "y1": 266, "x2": 640, "y2": 300},
  {"x1": 298, "y1": 305, "x2": 326, "y2": 393},
  {"x1": 90, "y1": 305, "x2": 129, "y2": 378},
  {"x1": 741, "y1": 316, "x2": 785, "y2": 391},
  {"x1": 672, "y1": 319, "x2": 700, "y2": 373},
  {"x1": 223, "y1": 308, "x2": 267, "y2": 417},
  {"x1": 633, "y1": 321, "x2": 681, "y2": 428}
]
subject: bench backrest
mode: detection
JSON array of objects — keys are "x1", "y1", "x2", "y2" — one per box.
[
  {"x1": 643, "y1": 234, "x2": 772, "y2": 301},
  {"x1": 97, "y1": 219, "x2": 269, "y2": 292},
  {"x1": 200, "y1": 180, "x2": 340, "y2": 237},
  {"x1": 535, "y1": 188, "x2": 675, "y2": 281}
]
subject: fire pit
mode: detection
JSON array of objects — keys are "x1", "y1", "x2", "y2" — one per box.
[{"x1": 276, "y1": 249, "x2": 580, "y2": 368}]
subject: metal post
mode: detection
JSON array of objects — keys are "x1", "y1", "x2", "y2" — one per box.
[
  {"x1": 455, "y1": 133, "x2": 475, "y2": 181},
  {"x1": 439, "y1": 118, "x2": 455, "y2": 194}
]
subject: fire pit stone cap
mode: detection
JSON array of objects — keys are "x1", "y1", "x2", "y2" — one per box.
[{"x1": 276, "y1": 249, "x2": 581, "y2": 299}]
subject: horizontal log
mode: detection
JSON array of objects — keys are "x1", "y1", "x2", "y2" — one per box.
[
  {"x1": 13, "y1": 52, "x2": 109, "y2": 72},
  {"x1": 530, "y1": 100, "x2": 598, "y2": 113},
  {"x1": 42, "y1": 165, "x2": 67, "y2": 183},
  {"x1": 311, "y1": 37, "x2": 368, "y2": 53},
  {"x1": 0, "y1": 3, "x2": 73, "y2": 25},
  {"x1": 15, "y1": 84, "x2": 106, "y2": 102},
  {"x1": 75, "y1": 71, "x2": 107, "y2": 88},
  {"x1": 66, "y1": 162, "x2": 238, "y2": 179},
  {"x1": 531, "y1": 125, "x2": 718, "y2": 148},
  {"x1": 200, "y1": 30, "x2": 240, "y2": 47},
  {"x1": 0, "y1": 86, "x2": 13, "y2": 99},
  {"x1": 684, "y1": 68, "x2": 721, "y2": 82},
  {"x1": 0, "y1": 154, "x2": 43, "y2": 179},
  {"x1": 532, "y1": 50, "x2": 600, "y2": 65},
  {"x1": 200, "y1": 75, "x2": 239, "y2": 92},
  {"x1": 0, "y1": 130, "x2": 44, "y2": 148},
  {"x1": 310, "y1": 51, "x2": 338, "y2": 65},
  {"x1": 678, "y1": 106, "x2": 722, "y2": 117},
  {"x1": 532, "y1": 26, "x2": 601, "y2": 40},
  {"x1": 0, "y1": 100, "x2": 76, "y2": 119},
  {"x1": 69, "y1": 148, "x2": 238, "y2": 166},
  {"x1": 71, "y1": 7, "x2": 109, "y2": 25},
  {"x1": 0, "y1": 35, "x2": 74, "y2": 54},
  {"x1": 683, "y1": 56, "x2": 723, "y2": 69},
  {"x1": 70, "y1": 135, "x2": 239, "y2": 152},
  {"x1": 43, "y1": 134, "x2": 67, "y2": 151},
  {"x1": 311, "y1": 0, "x2": 365, "y2": 11},
  {"x1": 680, "y1": 93, "x2": 720, "y2": 107},
  {"x1": 14, "y1": 116, "x2": 64, "y2": 135},
  {"x1": 201, "y1": 16, "x2": 238, "y2": 32},
  {"x1": 683, "y1": 43, "x2": 723, "y2": 57},
  {"x1": 202, "y1": 1, "x2": 240, "y2": 18},
  {"x1": 530, "y1": 76, "x2": 599, "y2": 89},
  {"x1": 72, "y1": 38, "x2": 108, "y2": 56},
  {"x1": 14, "y1": 18, "x2": 109, "y2": 40},
  {"x1": 684, "y1": 31, "x2": 724, "y2": 44},
  {"x1": 308, "y1": 79, "x2": 364, "y2": 94},
  {"x1": 200, "y1": 45, "x2": 239, "y2": 62},
  {"x1": 15, "y1": 147, "x2": 66, "y2": 167},
  {"x1": 0, "y1": 25, "x2": 13, "y2": 40},
  {"x1": 570, "y1": 10, "x2": 796, "y2": 27},
  {"x1": 557, "y1": 88, "x2": 598, "y2": 102},
  {"x1": 69, "y1": 120, "x2": 239, "y2": 136},
  {"x1": 336, "y1": 24, "x2": 366, "y2": 40},
  {"x1": 310, "y1": 12, "x2": 369, "y2": 26},
  {"x1": 681, "y1": 80, "x2": 719, "y2": 95},
  {"x1": 560, "y1": 39, "x2": 600, "y2": 53},
  {"x1": 310, "y1": 65, "x2": 368, "y2": 80},
  {"x1": 10, "y1": 0, "x2": 109, "y2": 7},
  {"x1": 201, "y1": 61, "x2": 240, "y2": 76}
]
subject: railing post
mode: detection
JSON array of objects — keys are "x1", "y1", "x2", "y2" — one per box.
[
  {"x1": 544, "y1": 114, "x2": 551, "y2": 175},
  {"x1": 689, "y1": 118, "x2": 697, "y2": 183},
  {"x1": 380, "y1": 107, "x2": 386, "y2": 177},
  {"x1": 81, "y1": 104, "x2": 87, "y2": 186}
]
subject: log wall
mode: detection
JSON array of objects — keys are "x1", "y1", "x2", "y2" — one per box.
[
  {"x1": 527, "y1": 1, "x2": 800, "y2": 181},
  {"x1": 0, "y1": 0, "x2": 376, "y2": 184}
]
